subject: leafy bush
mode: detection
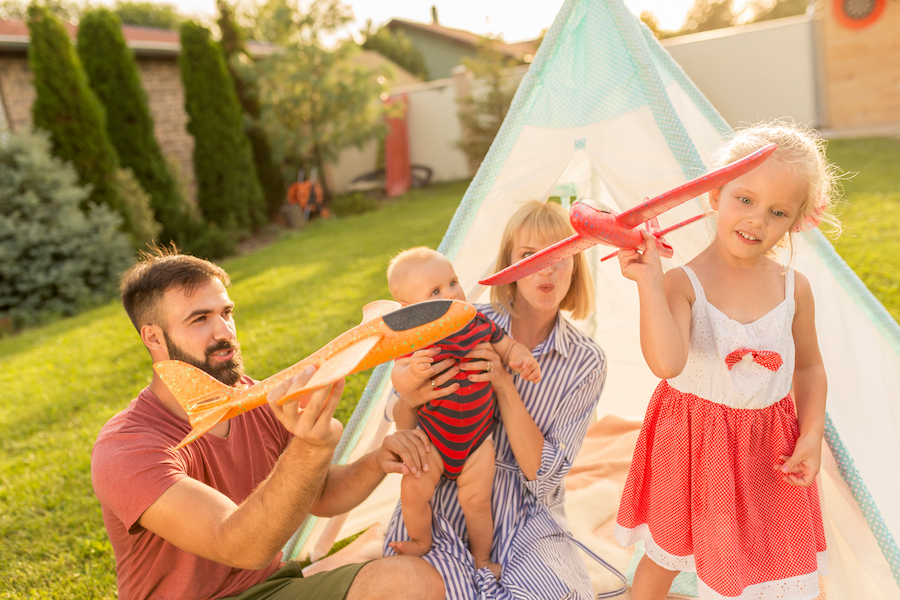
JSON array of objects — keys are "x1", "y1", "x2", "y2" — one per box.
[
  {"x1": 179, "y1": 20, "x2": 266, "y2": 232},
  {"x1": 114, "y1": 168, "x2": 162, "y2": 246},
  {"x1": 26, "y1": 4, "x2": 137, "y2": 239},
  {"x1": 77, "y1": 8, "x2": 191, "y2": 249},
  {"x1": 113, "y1": 0, "x2": 183, "y2": 29},
  {"x1": 217, "y1": 0, "x2": 287, "y2": 218},
  {"x1": 0, "y1": 130, "x2": 132, "y2": 331},
  {"x1": 361, "y1": 21, "x2": 428, "y2": 80},
  {"x1": 331, "y1": 192, "x2": 378, "y2": 216}
]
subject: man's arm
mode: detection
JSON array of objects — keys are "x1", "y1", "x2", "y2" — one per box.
[
  {"x1": 138, "y1": 371, "x2": 343, "y2": 570},
  {"x1": 312, "y1": 428, "x2": 435, "y2": 517}
]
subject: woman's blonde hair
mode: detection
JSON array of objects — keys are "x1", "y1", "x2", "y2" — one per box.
[
  {"x1": 712, "y1": 121, "x2": 843, "y2": 252},
  {"x1": 490, "y1": 200, "x2": 594, "y2": 320}
]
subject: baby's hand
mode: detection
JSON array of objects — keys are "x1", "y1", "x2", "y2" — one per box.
[
  {"x1": 409, "y1": 349, "x2": 435, "y2": 380},
  {"x1": 774, "y1": 435, "x2": 822, "y2": 487},
  {"x1": 507, "y1": 343, "x2": 541, "y2": 383}
]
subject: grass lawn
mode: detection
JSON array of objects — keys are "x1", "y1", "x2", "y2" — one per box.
[
  {"x1": 825, "y1": 137, "x2": 900, "y2": 322},
  {"x1": 1, "y1": 135, "x2": 897, "y2": 599},
  {"x1": 0, "y1": 181, "x2": 467, "y2": 599}
]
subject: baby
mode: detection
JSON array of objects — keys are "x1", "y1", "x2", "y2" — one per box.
[{"x1": 386, "y1": 247, "x2": 540, "y2": 577}]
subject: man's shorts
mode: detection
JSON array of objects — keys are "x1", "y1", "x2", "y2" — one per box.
[{"x1": 222, "y1": 560, "x2": 371, "y2": 600}]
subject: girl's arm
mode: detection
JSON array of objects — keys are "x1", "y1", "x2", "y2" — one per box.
[
  {"x1": 780, "y1": 271, "x2": 826, "y2": 487},
  {"x1": 619, "y1": 231, "x2": 693, "y2": 379}
]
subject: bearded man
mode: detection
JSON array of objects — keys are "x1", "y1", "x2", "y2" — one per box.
[{"x1": 91, "y1": 247, "x2": 442, "y2": 600}]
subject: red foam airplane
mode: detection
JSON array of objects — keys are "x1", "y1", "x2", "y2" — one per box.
[{"x1": 479, "y1": 143, "x2": 777, "y2": 286}]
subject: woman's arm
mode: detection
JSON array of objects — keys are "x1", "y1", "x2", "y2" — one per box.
[
  {"x1": 461, "y1": 343, "x2": 543, "y2": 478},
  {"x1": 781, "y1": 271, "x2": 826, "y2": 487}
]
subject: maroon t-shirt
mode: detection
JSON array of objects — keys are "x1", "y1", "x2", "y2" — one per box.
[{"x1": 91, "y1": 379, "x2": 292, "y2": 600}]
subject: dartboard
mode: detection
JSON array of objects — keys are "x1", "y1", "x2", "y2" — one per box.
[{"x1": 834, "y1": 0, "x2": 887, "y2": 28}]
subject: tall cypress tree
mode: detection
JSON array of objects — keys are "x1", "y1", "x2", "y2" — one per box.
[
  {"x1": 26, "y1": 3, "x2": 135, "y2": 236},
  {"x1": 77, "y1": 7, "x2": 191, "y2": 247},
  {"x1": 179, "y1": 20, "x2": 265, "y2": 231},
  {"x1": 217, "y1": 0, "x2": 286, "y2": 219}
]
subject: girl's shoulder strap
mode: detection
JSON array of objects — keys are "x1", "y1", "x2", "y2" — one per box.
[
  {"x1": 678, "y1": 265, "x2": 706, "y2": 302},
  {"x1": 784, "y1": 266, "x2": 795, "y2": 300}
]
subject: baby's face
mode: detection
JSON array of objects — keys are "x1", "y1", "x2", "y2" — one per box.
[{"x1": 397, "y1": 256, "x2": 466, "y2": 305}]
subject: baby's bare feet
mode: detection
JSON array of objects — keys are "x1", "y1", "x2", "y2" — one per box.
[
  {"x1": 388, "y1": 539, "x2": 432, "y2": 557},
  {"x1": 475, "y1": 560, "x2": 502, "y2": 580}
]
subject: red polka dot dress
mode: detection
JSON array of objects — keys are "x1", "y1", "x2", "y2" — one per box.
[{"x1": 615, "y1": 266, "x2": 827, "y2": 600}]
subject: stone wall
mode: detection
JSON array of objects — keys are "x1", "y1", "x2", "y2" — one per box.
[{"x1": 0, "y1": 51, "x2": 196, "y2": 201}]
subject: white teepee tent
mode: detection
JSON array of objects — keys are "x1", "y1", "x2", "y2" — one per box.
[{"x1": 285, "y1": 1, "x2": 900, "y2": 597}]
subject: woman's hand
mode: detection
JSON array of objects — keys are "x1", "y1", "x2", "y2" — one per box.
[
  {"x1": 396, "y1": 348, "x2": 460, "y2": 411},
  {"x1": 393, "y1": 349, "x2": 460, "y2": 429},
  {"x1": 460, "y1": 342, "x2": 514, "y2": 392}
]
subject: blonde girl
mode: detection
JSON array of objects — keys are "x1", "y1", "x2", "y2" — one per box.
[{"x1": 615, "y1": 122, "x2": 840, "y2": 600}]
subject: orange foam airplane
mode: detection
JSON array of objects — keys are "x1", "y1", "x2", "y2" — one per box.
[
  {"x1": 480, "y1": 143, "x2": 777, "y2": 286},
  {"x1": 154, "y1": 299, "x2": 476, "y2": 449}
]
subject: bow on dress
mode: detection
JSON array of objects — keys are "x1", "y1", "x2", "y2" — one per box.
[{"x1": 725, "y1": 348, "x2": 783, "y2": 372}]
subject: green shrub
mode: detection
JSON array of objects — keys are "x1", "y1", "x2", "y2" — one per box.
[
  {"x1": 26, "y1": 4, "x2": 137, "y2": 239},
  {"x1": 77, "y1": 8, "x2": 191, "y2": 249},
  {"x1": 0, "y1": 129, "x2": 132, "y2": 330},
  {"x1": 217, "y1": 0, "x2": 287, "y2": 218},
  {"x1": 114, "y1": 168, "x2": 162, "y2": 247},
  {"x1": 179, "y1": 20, "x2": 266, "y2": 232},
  {"x1": 331, "y1": 192, "x2": 378, "y2": 216}
]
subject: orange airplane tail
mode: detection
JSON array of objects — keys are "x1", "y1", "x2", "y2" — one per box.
[{"x1": 153, "y1": 360, "x2": 238, "y2": 449}]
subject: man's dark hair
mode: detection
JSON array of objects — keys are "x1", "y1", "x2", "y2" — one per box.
[{"x1": 120, "y1": 244, "x2": 230, "y2": 331}]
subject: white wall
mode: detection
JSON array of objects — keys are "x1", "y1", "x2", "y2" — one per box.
[
  {"x1": 663, "y1": 14, "x2": 818, "y2": 127},
  {"x1": 326, "y1": 16, "x2": 820, "y2": 194},
  {"x1": 325, "y1": 139, "x2": 379, "y2": 195},
  {"x1": 397, "y1": 78, "x2": 471, "y2": 184}
]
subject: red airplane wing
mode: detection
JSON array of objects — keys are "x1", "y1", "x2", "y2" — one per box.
[
  {"x1": 616, "y1": 143, "x2": 777, "y2": 229},
  {"x1": 478, "y1": 233, "x2": 596, "y2": 286}
]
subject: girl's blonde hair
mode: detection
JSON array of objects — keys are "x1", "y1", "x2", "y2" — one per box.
[
  {"x1": 490, "y1": 200, "x2": 594, "y2": 320},
  {"x1": 712, "y1": 121, "x2": 842, "y2": 251}
]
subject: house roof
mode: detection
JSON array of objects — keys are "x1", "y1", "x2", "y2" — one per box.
[
  {"x1": 386, "y1": 18, "x2": 539, "y2": 63},
  {"x1": 0, "y1": 18, "x2": 277, "y2": 57}
]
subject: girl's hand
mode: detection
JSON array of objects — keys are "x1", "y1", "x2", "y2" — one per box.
[
  {"x1": 775, "y1": 435, "x2": 822, "y2": 487},
  {"x1": 618, "y1": 230, "x2": 664, "y2": 285},
  {"x1": 461, "y1": 342, "x2": 514, "y2": 392}
]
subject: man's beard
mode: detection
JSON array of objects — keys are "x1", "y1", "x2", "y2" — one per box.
[{"x1": 163, "y1": 331, "x2": 245, "y2": 386}]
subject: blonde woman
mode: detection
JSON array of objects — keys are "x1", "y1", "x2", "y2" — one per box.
[{"x1": 385, "y1": 201, "x2": 606, "y2": 599}]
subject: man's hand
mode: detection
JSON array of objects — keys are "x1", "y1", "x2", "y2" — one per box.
[
  {"x1": 267, "y1": 367, "x2": 345, "y2": 450},
  {"x1": 378, "y1": 429, "x2": 433, "y2": 479}
]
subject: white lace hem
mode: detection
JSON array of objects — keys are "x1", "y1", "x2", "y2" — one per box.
[{"x1": 614, "y1": 522, "x2": 828, "y2": 600}]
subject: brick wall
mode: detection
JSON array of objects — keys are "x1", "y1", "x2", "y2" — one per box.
[{"x1": 0, "y1": 52, "x2": 196, "y2": 202}]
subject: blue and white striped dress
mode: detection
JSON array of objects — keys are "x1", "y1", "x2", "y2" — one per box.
[{"x1": 384, "y1": 304, "x2": 607, "y2": 600}]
